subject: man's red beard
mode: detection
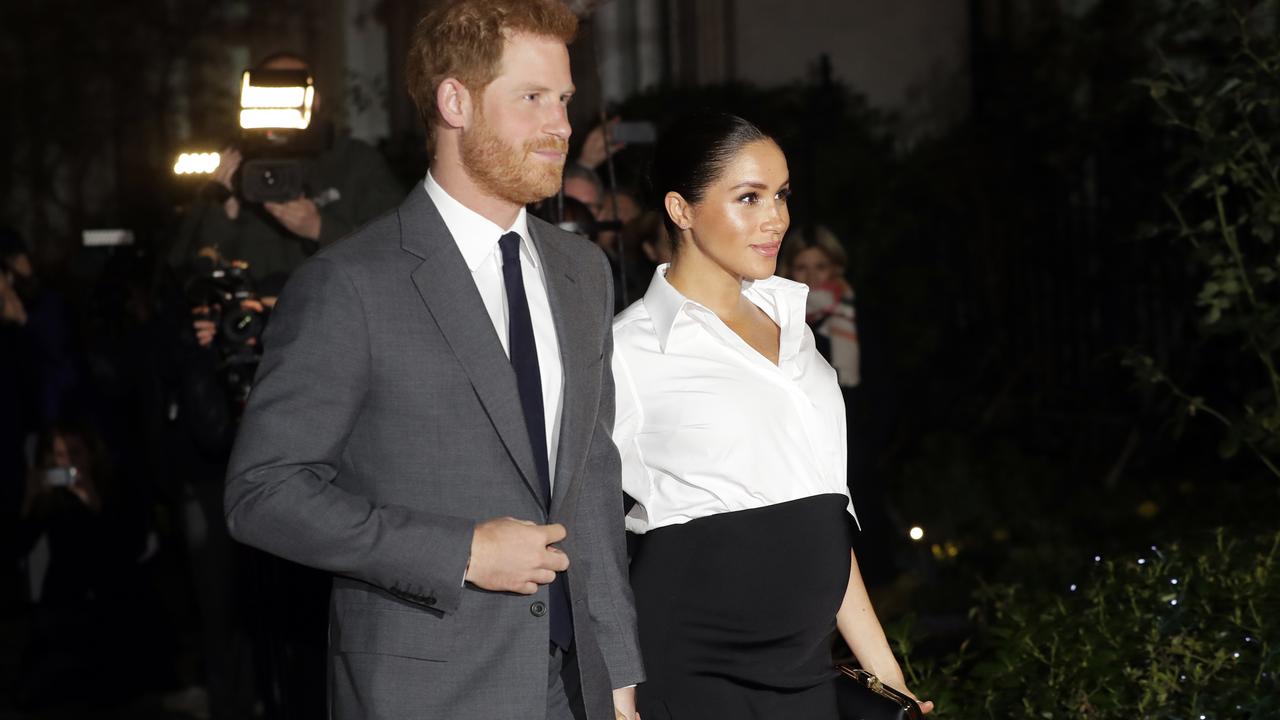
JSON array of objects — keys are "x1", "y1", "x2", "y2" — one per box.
[{"x1": 461, "y1": 106, "x2": 567, "y2": 206}]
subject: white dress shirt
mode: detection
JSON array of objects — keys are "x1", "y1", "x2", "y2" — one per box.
[
  {"x1": 612, "y1": 265, "x2": 857, "y2": 534},
  {"x1": 425, "y1": 173, "x2": 563, "y2": 483}
]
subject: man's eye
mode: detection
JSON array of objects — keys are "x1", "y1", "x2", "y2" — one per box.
[{"x1": 523, "y1": 93, "x2": 539, "y2": 102}]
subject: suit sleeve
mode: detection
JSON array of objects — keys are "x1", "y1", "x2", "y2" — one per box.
[
  {"x1": 224, "y1": 254, "x2": 475, "y2": 613},
  {"x1": 582, "y1": 249, "x2": 645, "y2": 688}
]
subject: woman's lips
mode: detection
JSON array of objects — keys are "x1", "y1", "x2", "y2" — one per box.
[{"x1": 750, "y1": 242, "x2": 781, "y2": 258}]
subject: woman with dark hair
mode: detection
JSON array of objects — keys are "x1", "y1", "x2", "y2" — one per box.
[{"x1": 613, "y1": 113, "x2": 931, "y2": 718}]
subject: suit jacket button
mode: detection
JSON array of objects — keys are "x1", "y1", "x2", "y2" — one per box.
[{"x1": 530, "y1": 601, "x2": 548, "y2": 617}]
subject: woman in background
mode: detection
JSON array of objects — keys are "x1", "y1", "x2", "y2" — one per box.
[
  {"x1": 781, "y1": 226, "x2": 860, "y2": 388},
  {"x1": 613, "y1": 112, "x2": 932, "y2": 718}
]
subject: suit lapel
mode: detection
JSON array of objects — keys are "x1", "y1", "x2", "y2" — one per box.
[
  {"x1": 530, "y1": 222, "x2": 594, "y2": 516},
  {"x1": 399, "y1": 187, "x2": 545, "y2": 508}
]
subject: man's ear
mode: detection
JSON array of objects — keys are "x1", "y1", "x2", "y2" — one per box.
[
  {"x1": 665, "y1": 191, "x2": 694, "y2": 232},
  {"x1": 436, "y1": 78, "x2": 472, "y2": 131}
]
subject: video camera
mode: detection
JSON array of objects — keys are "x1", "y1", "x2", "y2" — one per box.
[
  {"x1": 236, "y1": 68, "x2": 330, "y2": 203},
  {"x1": 175, "y1": 68, "x2": 331, "y2": 204}
]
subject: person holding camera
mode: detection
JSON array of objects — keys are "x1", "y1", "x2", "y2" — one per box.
[
  {"x1": 16, "y1": 424, "x2": 153, "y2": 709},
  {"x1": 170, "y1": 53, "x2": 405, "y2": 287}
]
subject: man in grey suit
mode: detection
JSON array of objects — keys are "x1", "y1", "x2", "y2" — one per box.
[{"x1": 223, "y1": 1, "x2": 643, "y2": 718}]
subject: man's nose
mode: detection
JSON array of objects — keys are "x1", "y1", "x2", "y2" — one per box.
[{"x1": 544, "y1": 104, "x2": 571, "y2": 141}]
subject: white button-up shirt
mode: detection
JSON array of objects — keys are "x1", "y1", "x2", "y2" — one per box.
[
  {"x1": 425, "y1": 173, "x2": 563, "y2": 483},
  {"x1": 612, "y1": 266, "x2": 857, "y2": 534}
]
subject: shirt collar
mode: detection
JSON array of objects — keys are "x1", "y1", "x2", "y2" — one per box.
[
  {"x1": 643, "y1": 264, "x2": 810, "y2": 360},
  {"x1": 424, "y1": 171, "x2": 535, "y2": 272},
  {"x1": 642, "y1": 264, "x2": 688, "y2": 353}
]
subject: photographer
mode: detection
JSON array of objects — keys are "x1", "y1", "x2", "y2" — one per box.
[{"x1": 168, "y1": 51, "x2": 404, "y2": 286}]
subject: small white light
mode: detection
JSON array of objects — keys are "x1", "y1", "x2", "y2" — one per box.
[
  {"x1": 1137, "y1": 558, "x2": 1146, "y2": 565},
  {"x1": 909, "y1": 526, "x2": 924, "y2": 541},
  {"x1": 1093, "y1": 555, "x2": 1102, "y2": 563},
  {"x1": 173, "y1": 152, "x2": 221, "y2": 175},
  {"x1": 1069, "y1": 584, "x2": 1077, "y2": 592},
  {"x1": 1170, "y1": 578, "x2": 1179, "y2": 585},
  {"x1": 1170, "y1": 599, "x2": 1178, "y2": 606},
  {"x1": 1233, "y1": 652, "x2": 1240, "y2": 659}
]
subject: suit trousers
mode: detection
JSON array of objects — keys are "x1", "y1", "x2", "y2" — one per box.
[{"x1": 547, "y1": 644, "x2": 587, "y2": 720}]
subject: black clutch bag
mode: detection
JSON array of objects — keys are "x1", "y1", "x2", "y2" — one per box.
[{"x1": 835, "y1": 666, "x2": 924, "y2": 720}]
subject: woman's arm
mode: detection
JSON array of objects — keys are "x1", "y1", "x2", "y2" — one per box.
[{"x1": 836, "y1": 548, "x2": 935, "y2": 714}]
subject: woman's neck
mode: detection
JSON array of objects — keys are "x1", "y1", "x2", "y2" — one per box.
[{"x1": 665, "y1": 250, "x2": 746, "y2": 320}]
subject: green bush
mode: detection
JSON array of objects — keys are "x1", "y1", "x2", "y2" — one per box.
[
  {"x1": 908, "y1": 531, "x2": 1280, "y2": 719},
  {"x1": 1126, "y1": 1, "x2": 1280, "y2": 479}
]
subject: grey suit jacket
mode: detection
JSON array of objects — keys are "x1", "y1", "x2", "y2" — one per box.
[{"x1": 224, "y1": 185, "x2": 643, "y2": 719}]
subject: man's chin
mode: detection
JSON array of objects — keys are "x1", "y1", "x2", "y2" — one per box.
[{"x1": 514, "y1": 173, "x2": 564, "y2": 205}]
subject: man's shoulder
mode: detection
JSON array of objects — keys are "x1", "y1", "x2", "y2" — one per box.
[
  {"x1": 324, "y1": 204, "x2": 399, "y2": 245},
  {"x1": 311, "y1": 203, "x2": 405, "y2": 272},
  {"x1": 528, "y1": 213, "x2": 607, "y2": 273}
]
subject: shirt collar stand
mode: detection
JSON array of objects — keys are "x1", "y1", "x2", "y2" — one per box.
[{"x1": 424, "y1": 171, "x2": 534, "y2": 272}]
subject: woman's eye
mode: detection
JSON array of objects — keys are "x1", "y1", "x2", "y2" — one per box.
[
  {"x1": 738, "y1": 192, "x2": 759, "y2": 204},
  {"x1": 776, "y1": 188, "x2": 792, "y2": 201}
]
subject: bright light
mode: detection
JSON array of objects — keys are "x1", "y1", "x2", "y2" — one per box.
[
  {"x1": 909, "y1": 526, "x2": 924, "y2": 541},
  {"x1": 240, "y1": 82, "x2": 308, "y2": 109},
  {"x1": 238, "y1": 71, "x2": 314, "y2": 130},
  {"x1": 173, "y1": 152, "x2": 221, "y2": 175},
  {"x1": 240, "y1": 108, "x2": 311, "y2": 130}
]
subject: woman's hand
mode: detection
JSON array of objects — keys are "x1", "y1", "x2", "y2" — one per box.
[{"x1": 866, "y1": 666, "x2": 934, "y2": 715}]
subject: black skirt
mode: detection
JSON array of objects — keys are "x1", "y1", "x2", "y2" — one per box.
[{"x1": 630, "y1": 493, "x2": 854, "y2": 720}]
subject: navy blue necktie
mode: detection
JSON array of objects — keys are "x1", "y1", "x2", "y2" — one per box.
[{"x1": 499, "y1": 232, "x2": 573, "y2": 650}]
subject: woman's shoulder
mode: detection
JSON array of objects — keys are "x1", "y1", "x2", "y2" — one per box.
[
  {"x1": 612, "y1": 297, "x2": 651, "y2": 335},
  {"x1": 612, "y1": 298, "x2": 662, "y2": 356}
]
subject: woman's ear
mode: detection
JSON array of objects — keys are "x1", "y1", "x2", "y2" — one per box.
[
  {"x1": 436, "y1": 78, "x2": 472, "y2": 131},
  {"x1": 664, "y1": 191, "x2": 694, "y2": 232}
]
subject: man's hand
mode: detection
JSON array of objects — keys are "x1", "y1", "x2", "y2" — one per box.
[
  {"x1": 192, "y1": 305, "x2": 217, "y2": 347},
  {"x1": 612, "y1": 687, "x2": 638, "y2": 720},
  {"x1": 264, "y1": 197, "x2": 322, "y2": 241},
  {"x1": 0, "y1": 271, "x2": 27, "y2": 326},
  {"x1": 191, "y1": 297, "x2": 277, "y2": 348},
  {"x1": 465, "y1": 518, "x2": 569, "y2": 594},
  {"x1": 213, "y1": 147, "x2": 243, "y2": 220}
]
